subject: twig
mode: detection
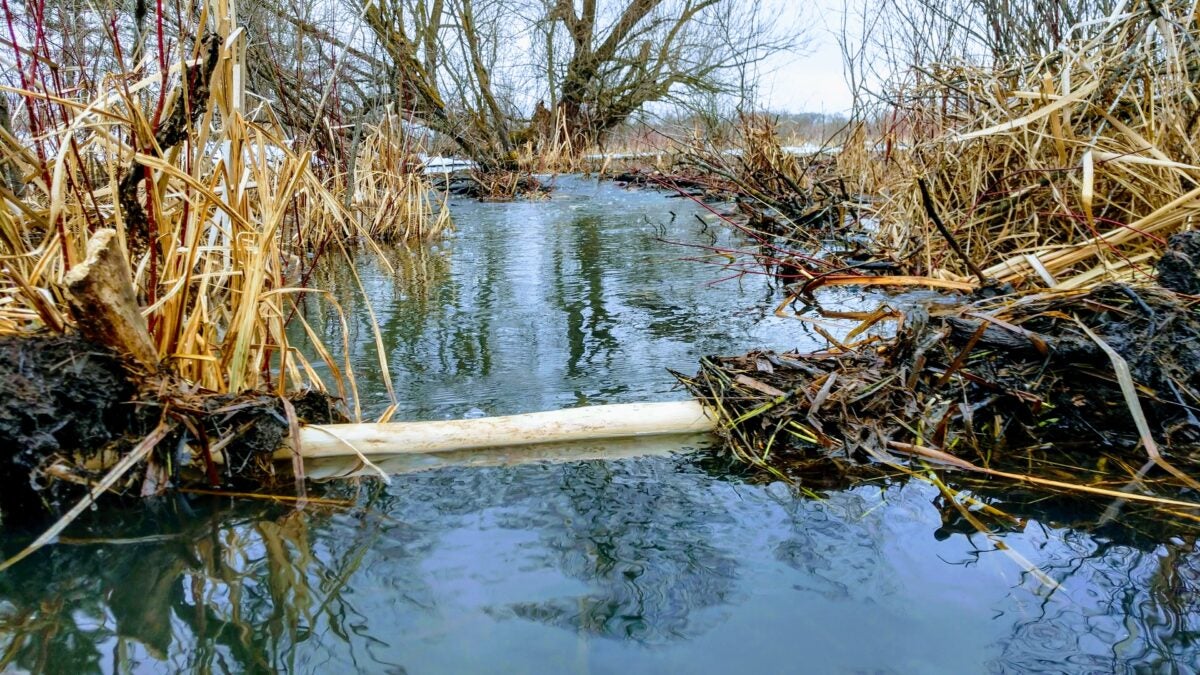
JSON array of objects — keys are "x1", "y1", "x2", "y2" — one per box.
[
  {"x1": 0, "y1": 420, "x2": 175, "y2": 573},
  {"x1": 888, "y1": 441, "x2": 1200, "y2": 509},
  {"x1": 917, "y1": 176, "x2": 989, "y2": 285}
]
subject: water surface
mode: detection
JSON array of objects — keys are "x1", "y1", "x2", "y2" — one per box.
[{"x1": 1, "y1": 177, "x2": 1196, "y2": 673}]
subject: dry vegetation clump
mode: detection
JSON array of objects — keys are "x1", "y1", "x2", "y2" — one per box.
[
  {"x1": 667, "y1": 8, "x2": 1200, "y2": 297},
  {"x1": 0, "y1": 8, "x2": 436, "y2": 534},
  {"x1": 514, "y1": 107, "x2": 580, "y2": 174},
  {"x1": 632, "y1": 115, "x2": 902, "y2": 291},
  {"x1": 461, "y1": 169, "x2": 551, "y2": 201},
  {"x1": 671, "y1": 5, "x2": 1200, "y2": 525},
  {"x1": 0, "y1": 42, "x2": 354, "y2": 391},
  {"x1": 674, "y1": 114, "x2": 854, "y2": 231},
  {"x1": 449, "y1": 109, "x2": 580, "y2": 201},
  {"x1": 869, "y1": 6, "x2": 1200, "y2": 290},
  {"x1": 0, "y1": 29, "x2": 414, "y2": 397},
  {"x1": 350, "y1": 113, "x2": 452, "y2": 240},
  {"x1": 679, "y1": 275, "x2": 1200, "y2": 525}
]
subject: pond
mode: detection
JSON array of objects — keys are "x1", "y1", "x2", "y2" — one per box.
[{"x1": 1, "y1": 177, "x2": 1196, "y2": 673}]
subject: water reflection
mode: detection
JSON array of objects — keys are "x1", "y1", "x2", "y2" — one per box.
[
  {"x1": 551, "y1": 214, "x2": 619, "y2": 383},
  {"x1": 3, "y1": 178, "x2": 1199, "y2": 671},
  {"x1": 990, "y1": 536, "x2": 1200, "y2": 673},
  {"x1": 294, "y1": 177, "x2": 810, "y2": 419},
  {"x1": 3, "y1": 456, "x2": 1199, "y2": 672},
  {"x1": 0, "y1": 492, "x2": 390, "y2": 672},
  {"x1": 487, "y1": 458, "x2": 740, "y2": 643}
]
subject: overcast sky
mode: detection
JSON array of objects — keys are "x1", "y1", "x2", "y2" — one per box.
[{"x1": 756, "y1": 0, "x2": 854, "y2": 114}]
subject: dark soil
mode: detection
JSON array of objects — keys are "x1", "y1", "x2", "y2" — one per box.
[
  {"x1": 0, "y1": 333, "x2": 347, "y2": 524},
  {"x1": 0, "y1": 334, "x2": 135, "y2": 519},
  {"x1": 1158, "y1": 231, "x2": 1200, "y2": 295},
  {"x1": 181, "y1": 389, "x2": 344, "y2": 485}
]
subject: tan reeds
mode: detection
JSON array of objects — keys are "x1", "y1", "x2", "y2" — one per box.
[
  {"x1": 0, "y1": 13, "x2": 438, "y2": 408},
  {"x1": 517, "y1": 107, "x2": 579, "y2": 174},
  {"x1": 871, "y1": 5, "x2": 1200, "y2": 289},
  {"x1": 738, "y1": 114, "x2": 809, "y2": 197},
  {"x1": 350, "y1": 113, "x2": 452, "y2": 241}
]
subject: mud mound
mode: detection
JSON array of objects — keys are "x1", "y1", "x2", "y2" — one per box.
[
  {"x1": 1158, "y1": 231, "x2": 1200, "y2": 295},
  {"x1": 0, "y1": 334, "x2": 135, "y2": 518},
  {"x1": 184, "y1": 389, "x2": 345, "y2": 484},
  {"x1": 0, "y1": 333, "x2": 348, "y2": 523}
]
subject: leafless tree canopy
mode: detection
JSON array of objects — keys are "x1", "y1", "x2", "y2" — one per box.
[
  {"x1": 1, "y1": 0, "x2": 800, "y2": 167},
  {"x1": 356, "y1": 0, "x2": 803, "y2": 166},
  {"x1": 840, "y1": 0, "x2": 1123, "y2": 107}
]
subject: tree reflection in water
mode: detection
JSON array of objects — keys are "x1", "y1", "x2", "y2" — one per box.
[
  {"x1": 0, "y1": 489, "x2": 392, "y2": 673},
  {"x1": 989, "y1": 535, "x2": 1200, "y2": 672},
  {"x1": 484, "y1": 458, "x2": 740, "y2": 642},
  {"x1": 2, "y1": 454, "x2": 1199, "y2": 672}
]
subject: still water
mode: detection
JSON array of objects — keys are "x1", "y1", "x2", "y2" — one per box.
[{"x1": 2, "y1": 177, "x2": 1197, "y2": 673}]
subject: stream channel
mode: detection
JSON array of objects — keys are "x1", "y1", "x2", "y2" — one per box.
[{"x1": 1, "y1": 176, "x2": 1197, "y2": 672}]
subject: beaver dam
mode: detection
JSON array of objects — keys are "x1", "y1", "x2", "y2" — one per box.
[
  {"x1": 5, "y1": 1, "x2": 1200, "y2": 671},
  {"x1": 681, "y1": 273, "x2": 1200, "y2": 528}
]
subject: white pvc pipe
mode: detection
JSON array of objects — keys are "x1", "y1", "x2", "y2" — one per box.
[
  {"x1": 285, "y1": 400, "x2": 715, "y2": 460},
  {"x1": 300, "y1": 432, "x2": 716, "y2": 480}
]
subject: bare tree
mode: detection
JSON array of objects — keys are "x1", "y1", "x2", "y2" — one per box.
[
  {"x1": 3, "y1": 0, "x2": 806, "y2": 175},
  {"x1": 358, "y1": 0, "x2": 803, "y2": 166}
]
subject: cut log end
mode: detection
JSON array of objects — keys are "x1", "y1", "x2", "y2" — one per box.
[{"x1": 63, "y1": 228, "x2": 158, "y2": 370}]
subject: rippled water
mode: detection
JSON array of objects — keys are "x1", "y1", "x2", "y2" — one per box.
[
  {"x1": 308, "y1": 176, "x2": 823, "y2": 418},
  {"x1": 1, "y1": 177, "x2": 1197, "y2": 673}
]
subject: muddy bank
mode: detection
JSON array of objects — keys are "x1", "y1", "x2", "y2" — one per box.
[
  {"x1": 0, "y1": 334, "x2": 135, "y2": 519},
  {"x1": 0, "y1": 333, "x2": 344, "y2": 524}
]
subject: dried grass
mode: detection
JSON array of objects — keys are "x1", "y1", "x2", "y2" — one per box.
[
  {"x1": 0, "y1": 16, "x2": 438, "y2": 401},
  {"x1": 870, "y1": 5, "x2": 1200, "y2": 289},
  {"x1": 0, "y1": 5, "x2": 447, "y2": 545},
  {"x1": 350, "y1": 113, "x2": 452, "y2": 241},
  {"x1": 666, "y1": 9, "x2": 1200, "y2": 532}
]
